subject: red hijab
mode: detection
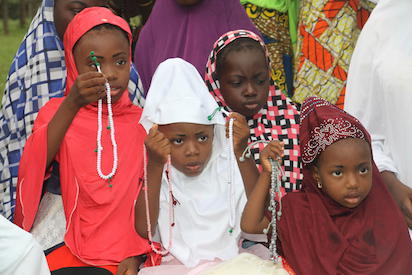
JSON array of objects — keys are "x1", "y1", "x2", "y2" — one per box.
[
  {"x1": 14, "y1": 7, "x2": 160, "y2": 266},
  {"x1": 278, "y1": 97, "x2": 412, "y2": 274}
]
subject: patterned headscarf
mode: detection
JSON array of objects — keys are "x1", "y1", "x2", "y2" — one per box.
[
  {"x1": 300, "y1": 96, "x2": 367, "y2": 165},
  {"x1": 0, "y1": 0, "x2": 145, "y2": 220},
  {"x1": 205, "y1": 30, "x2": 301, "y2": 191}
]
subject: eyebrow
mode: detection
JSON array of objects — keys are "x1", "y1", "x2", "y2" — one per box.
[
  {"x1": 70, "y1": 1, "x2": 87, "y2": 7},
  {"x1": 112, "y1": 52, "x2": 127, "y2": 58},
  {"x1": 195, "y1": 131, "x2": 207, "y2": 135}
]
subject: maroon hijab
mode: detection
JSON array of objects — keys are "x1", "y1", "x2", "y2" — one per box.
[{"x1": 278, "y1": 97, "x2": 412, "y2": 275}]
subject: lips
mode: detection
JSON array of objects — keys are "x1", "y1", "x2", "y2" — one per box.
[
  {"x1": 243, "y1": 102, "x2": 259, "y2": 110},
  {"x1": 344, "y1": 193, "x2": 361, "y2": 205},
  {"x1": 109, "y1": 86, "x2": 122, "y2": 96},
  {"x1": 185, "y1": 162, "x2": 202, "y2": 174}
]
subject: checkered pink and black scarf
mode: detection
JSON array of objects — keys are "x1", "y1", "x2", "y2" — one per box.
[{"x1": 205, "y1": 30, "x2": 302, "y2": 192}]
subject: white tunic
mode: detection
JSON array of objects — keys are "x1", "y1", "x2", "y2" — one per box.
[
  {"x1": 345, "y1": 0, "x2": 412, "y2": 185},
  {"x1": 344, "y1": 0, "x2": 412, "y2": 235},
  {"x1": 140, "y1": 58, "x2": 247, "y2": 267},
  {"x1": 0, "y1": 215, "x2": 50, "y2": 275}
]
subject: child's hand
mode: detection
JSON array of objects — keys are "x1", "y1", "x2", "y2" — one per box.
[
  {"x1": 226, "y1": 112, "x2": 250, "y2": 154},
  {"x1": 145, "y1": 124, "x2": 171, "y2": 165},
  {"x1": 116, "y1": 255, "x2": 141, "y2": 275},
  {"x1": 260, "y1": 140, "x2": 284, "y2": 173},
  {"x1": 67, "y1": 71, "x2": 106, "y2": 108}
]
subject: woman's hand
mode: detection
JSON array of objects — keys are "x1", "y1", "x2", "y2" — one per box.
[
  {"x1": 116, "y1": 256, "x2": 142, "y2": 275},
  {"x1": 226, "y1": 112, "x2": 250, "y2": 155},
  {"x1": 67, "y1": 71, "x2": 106, "y2": 108},
  {"x1": 260, "y1": 140, "x2": 284, "y2": 173},
  {"x1": 382, "y1": 171, "x2": 412, "y2": 228},
  {"x1": 145, "y1": 124, "x2": 171, "y2": 165}
]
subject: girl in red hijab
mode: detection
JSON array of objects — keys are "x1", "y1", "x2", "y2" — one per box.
[
  {"x1": 14, "y1": 7, "x2": 160, "y2": 274},
  {"x1": 242, "y1": 96, "x2": 412, "y2": 274}
]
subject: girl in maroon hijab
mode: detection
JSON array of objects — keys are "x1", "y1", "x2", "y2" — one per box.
[
  {"x1": 14, "y1": 7, "x2": 160, "y2": 274},
  {"x1": 242, "y1": 96, "x2": 412, "y2": 274}
]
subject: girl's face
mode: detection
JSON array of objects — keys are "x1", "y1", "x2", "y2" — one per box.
[
  {"x1": 312, "y1": 138, "x2": 373, "y2": 208},
  {"x1": 54, "y1": 0, "x2": 109, "y2": 39},
  {"x1": 73, "y1": 28, "x2": 130, "y2": 103},
  {"x1": 159, "y1": 123, "x2": 214, "y2": 177},
  {"x1": 218, "y1": 48, "x2": 269, "y2": 117}
]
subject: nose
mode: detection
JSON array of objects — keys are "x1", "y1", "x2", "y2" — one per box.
[
  {"x1": 184, "y1": 141, "x2": 199, "y2": 156},
  {"x1": 243, "y1": 81, "x2": 257, "y2": 97},
  {"x1": 101, "y1": 64, "x2": 117, "y2": 81},
  {"x1": 346, "y1": 173, "x2": 360, "y2": 190}
]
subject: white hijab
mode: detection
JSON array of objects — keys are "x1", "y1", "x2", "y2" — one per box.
[{"x1": 140, "y1": 58, "x2": 247, "y2": 267}]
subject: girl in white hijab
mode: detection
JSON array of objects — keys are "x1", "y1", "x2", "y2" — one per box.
[{"x1": 136, "y1": 58, "x2": 259, "y2": 273}]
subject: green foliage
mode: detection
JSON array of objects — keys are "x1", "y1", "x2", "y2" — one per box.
[{"x1": 0, "y1": 19, "x2": 28, "y2": 101}]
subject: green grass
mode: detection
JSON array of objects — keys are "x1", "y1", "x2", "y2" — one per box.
[{"x1": 0, "y1": 19, "x2": 29, "y2": 102}]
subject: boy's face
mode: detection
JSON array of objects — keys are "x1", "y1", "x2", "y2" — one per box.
[
  {"x1": 312, "y1": 138, "x2": 373, "y2": 208},
  {"x1": 73, "y1": 28, "x2": 130, "y2": 103},
  {"x1": 218, "y1": 48, "x2": 269, "y2": 117},
  {"x1": 54, "y1": 0, "x2": 109, "y2": 39},
  {"x1": 158, "y1": 123, "x2": 214, "y2": 177}
]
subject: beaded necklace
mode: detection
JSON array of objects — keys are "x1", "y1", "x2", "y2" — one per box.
[
  {"x1": 90, "y1": 51, "x2": 118, "y2": 186},
  {"x1": 143, "y1": 147, "x2": 174, "y2": 255},
  {"x1": 240, "y1": 140, "x2": 285, "y2": 263},
  {"x1": 210, "y1": 107, "x2": 285, "y2": 260}
]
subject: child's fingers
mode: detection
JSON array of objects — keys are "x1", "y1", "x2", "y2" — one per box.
[
  {"x1": 229, "y1": 112, "x2": 245, "y2": 122},
  {"x1": 148, "y1": 124, "x2": 159, "y2": 136},
  {"x1": 80, "y1": 76, "x2": 106, "y2": 89},
  {"x1": 79, "y1": 71, "x2": 105, "y2": 80}
]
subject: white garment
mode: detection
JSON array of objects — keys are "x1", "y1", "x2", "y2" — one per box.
[
  {"x1": 344, "y1": 0, "x2": 412, "y2": 234},
  {"x1": 200, "y1": 253, "x2": 289, "y2": 275},
  {"x1": 140, "y1": 58, "x2": 247, "y2": 267},
  {"x1": 0, "y1": 215, "x2": 50, "y2": 275}
]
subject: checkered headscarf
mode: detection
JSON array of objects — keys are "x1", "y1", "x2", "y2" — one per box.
[
  {"x1": 205, "y1": 30, "x2": 302, "y2": 192},
  {"x1": 0, "y1": 0, "x2": 145, "y2": 220}
]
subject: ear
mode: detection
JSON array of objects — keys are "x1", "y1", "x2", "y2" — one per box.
[{"x1": 311, "y1": 165, "x2": 321, "y2": 183}]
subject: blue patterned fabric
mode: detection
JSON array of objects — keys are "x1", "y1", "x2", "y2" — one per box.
[{"x1": 0, "y1": 0, "x2": 145, "y2": 220}]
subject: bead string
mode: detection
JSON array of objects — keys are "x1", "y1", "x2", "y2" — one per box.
[
  {"x1": 90, "y1": 51, "x2": 118, "y2": 183},
  {"x1": 240, "y1": 141, "x2": 285, "y2": 263},
  {"x1": 227, "y1": 117, "x2": 235, "y2": 233},
  {"x1": 143, "y1": 145, "x2": 174, "y2": 255}
]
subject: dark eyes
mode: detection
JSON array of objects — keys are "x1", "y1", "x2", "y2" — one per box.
[
  {"x1": 359, "y1": 167, "x2": 369, "y2": 174},
  {"x1": 172, "y1": 138, "x2": 183, "y2": 145},
  {"x1": 332, "y1": 171, "x2": 342, "y2": 177},
  {"x1": 331, "y1": 167, "x2": 369, "y2": 177},
  {"x1": 198, "y1": 136, "x2": 208, "y2": 142},
  {"x1": 116, "y1": 59, "x2": 127, "y2": 66}
]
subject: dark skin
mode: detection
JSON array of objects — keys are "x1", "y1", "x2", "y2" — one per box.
[
  {"x1": 311, "y1": 138, "x2": 373, "y2": 209},
  {"x1": 135, "y1": 114, "x2": 259, "y2": 239},
  {"x1": 46, "y1": 28, "x2": 141, "y2": 274},
  {"x1": 135, "y1": 123, "x2": 214, "y2": 239},
  {"x1": 381, "y1": 171, "x2": 412, "y2": 228},
  {"x1": 53, "y1": 0, "x2": 109, "y2": 40},
  {"x1": 241, "y1": 140, "x2": 284, "y2": 234},
  {"x1": 242, "y1": 138, "x2": 373, "y2": 234},
  {"x1": 46, "y1": 28, "x2": 130, "y2": 168},
  {"x1": 218, "y1": 47, "x2": 270, "y2": 118}
]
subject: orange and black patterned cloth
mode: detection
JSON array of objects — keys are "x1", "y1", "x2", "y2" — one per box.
[
  {"x1": 293, "y1": 0, "x2": 375, "y2": 109},
  {"x1": 243, "y1": 3, "x2": 294, "y2": 98}
]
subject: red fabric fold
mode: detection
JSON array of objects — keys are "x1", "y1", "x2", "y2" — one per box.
[
  {"x1": 278, "y1": 97, "x2": 412, "y2": 275},
  {"x1": 15, "y1": 7, "x2": 159, "y2": 267}
]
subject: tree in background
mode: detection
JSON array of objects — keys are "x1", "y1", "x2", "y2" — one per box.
[{"x1": 2, "y1": 0, "x2": 9, "y2": 34}]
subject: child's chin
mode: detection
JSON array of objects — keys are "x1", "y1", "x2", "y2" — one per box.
[
  {"x1": 181, "y1": 166, "x2": 205, "y2": 177},
  {"x1": 103, "y1": 91, "x2": 125, "y2": 103}
]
